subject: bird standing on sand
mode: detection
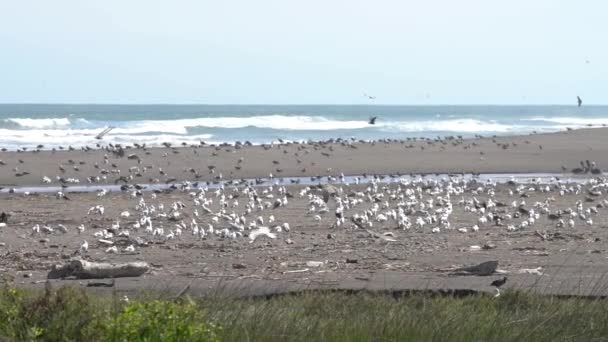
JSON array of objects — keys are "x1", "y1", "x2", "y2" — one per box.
[
  {"x1": 491, "y1": 276, "x2": 507, "y2": 297},
  {"x1": 79, "y1": 240, "x2": 89, "y2": 255},
  {"x1": 577, "y1": 96, "x2": 583, "y2": 107}
]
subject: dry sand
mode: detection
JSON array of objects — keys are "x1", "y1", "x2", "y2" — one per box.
[{"x1": 1, "y1": 128, "x2": 608, "y2": 298}]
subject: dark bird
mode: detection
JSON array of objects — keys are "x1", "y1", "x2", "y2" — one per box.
[
  {"x1": 368, "y1": 116, "x2": 377, "y2": 125},
  {"x1": 491, "y1": 276, "x2": 507, "y2": 297},
  {"x1": 577, "y1": 96, "x2": 583, "y2": 107},
  {"x1": 363, "y1": 93, "x2": 376, "y2": 100},
  {"x1": 95, "y1": 126, "x2": 114, "y2": 140},
  {"x1": 572, "y1": 161, "x2": 587, "y2": 174},
  {"x1": 491, "y1": 277, "x2": 507, "y2": 288}
]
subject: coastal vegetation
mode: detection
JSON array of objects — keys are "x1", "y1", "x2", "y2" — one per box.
[{"x1": 1, "y1": 284, "x2": 608, "y2": 341}]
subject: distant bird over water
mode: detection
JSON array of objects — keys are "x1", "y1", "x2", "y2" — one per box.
[
  {"x1": 577, "y1": 96, "x2": 583, "y2": 107},
  {"x1": 95, "y1": 127, "x2": 114, "y2": 140},
  {"x1": 368, "y1": 116, "x2": 377, "y2": 125},
  {"x1": 363, "y1": 93, "x2": 376, "y2": 100}
]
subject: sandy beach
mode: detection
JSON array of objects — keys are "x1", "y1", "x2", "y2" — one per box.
[
  {"x1": 1, "y1": 128, "x2": 608, "y2": 297},
  {"x1": 0, "y1": 127, "x2": 606, "y2": 188}
]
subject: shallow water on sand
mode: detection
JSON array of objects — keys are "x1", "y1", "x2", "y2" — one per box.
[{"x1": 1, "y1": 173, "x2": 596, "y2": 194}]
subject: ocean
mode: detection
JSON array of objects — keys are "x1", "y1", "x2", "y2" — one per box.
[{"x1": 0, "y1": 104, "x2": 605, "y2": 150}]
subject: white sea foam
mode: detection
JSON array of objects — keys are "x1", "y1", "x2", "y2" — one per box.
[
  {"x1": 523, "y1": 117, "x2": 608, "y2": 126},
  {"x1": 0, "y1": 115, "x2": 585, "y2": 150},
  {"x1": 4, "y1": 115, "x2": 369, "y2": 132},
  {"x1": 4, "y1": 116, "x2": 568, "y2": 134},
  {"x1": 6, "y1": 117, "x2": 72, "y2": 128},
  {"x1": 380, "y1": 119, "x2": 562, "y2": 133},
  {"x1": 0, "y1": 128, "x2": 213, "y2": 150},
  {"x1": 137, "y1": 115, "x2": 370, "y2": 131}
]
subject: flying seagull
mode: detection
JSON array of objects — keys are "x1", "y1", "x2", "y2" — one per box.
[
  {"x1": 368, "y1": 116, "x2": 377, "y2": 125},
  {"x1": 95, "y1": 126, "x2": 115, "y2": 140},
  {"x1": 363, "y1": 93, "x2": 376, "y2": 100},
  {"x1": 577, "y1": 96, "x2": 583, "y2": 107}
]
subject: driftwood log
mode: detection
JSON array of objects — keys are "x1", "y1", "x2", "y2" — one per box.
[
  {"x1": 48, "y1": 259, "x2": 150, "y2": 279},
  {"x1": 450, "y1": 260, "x2": 499, "y2": 276}
]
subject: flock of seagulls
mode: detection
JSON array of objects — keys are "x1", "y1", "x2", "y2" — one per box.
[
  {"x1": 568, "y1": 160, "x2": 602, "y2": 175},
  {"x1": 17, "y1": 160, "x2": 608, "y2": 289},
  {"x1": 0, "y1": 125, "x2": 604, "y2": 297}
]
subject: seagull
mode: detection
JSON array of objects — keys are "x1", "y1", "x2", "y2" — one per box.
[
  {"x1": 105, "y1": 246, "x2": 118, "y2": 254},
  {"x1": 368, "y1": 116, "x2": 377, "y2": 125},
  {"x1": 363, "y1": 93, "x2": 376, "y2": 100},
  {"x1": 95, "y1": 126, "x2": 114, "y2": 140},
  {"x1": 577, "y1": 96, "x2": 583, "y2": 107},
  {"x1": 79, "y1": 240, "x2": 89, "y2": 255}
]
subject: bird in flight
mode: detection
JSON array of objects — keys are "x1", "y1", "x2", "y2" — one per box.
[
  {"x1": 577, "y1": 96, "x2": 583, "y2": 107},
  {"x1": 368, "y1": 116, "x2": 377, "y2": 125},
  {"x1": 95, "y1": 126, "x2": 115, "y2": 140},
  {"x1": 363, "y1": 93, "x2": 376, "y2": 100}
]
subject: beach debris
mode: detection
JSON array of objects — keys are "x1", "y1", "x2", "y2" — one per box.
[
  {"x1": 282, "y1": 268, "x2": 310, "y2": 274},
  {"x1": 249, "y1": 226, "x2": 276, "y2": 243},
  {"x1": 366, "y1": 229, "x2": 397, "y2": 242},
  {"x1": 517, "y1": 267, "x2": 544, "y2": 275},
  {"x1": 48, "y1": 259, "x2": 150, "y2": 279},
  {"x1": 98, "y1": 239, "x2": 114, "y2": 246},
  {"x1": 86, "y1": 279, "x2": 115, "y2": 287},
  {"x1": 320, "y1": 184, "x2": 339, "y2": 203},
  {"x1": 306, "y1": 261, "x2": 324, "y2": 268},
  {"x1": 105, "y1": 246, "x2": 118, "y2": 254},
  {"x1": 483, "y1": 243, "x2": 497, "y2": 250},
  {"x1": 451, "y1": 260, "x2": 499, "y2": 276}
]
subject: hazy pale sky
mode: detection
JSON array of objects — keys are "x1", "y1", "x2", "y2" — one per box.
[{"x1": 0, "y1": 1, "x2": 606, "y2": 104}]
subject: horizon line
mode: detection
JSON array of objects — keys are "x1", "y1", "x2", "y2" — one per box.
[{"x1": 0, "y1": 102, "x2": 603, "y2": 106}]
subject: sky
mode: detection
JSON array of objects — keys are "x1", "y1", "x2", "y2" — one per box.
[{"x1": 0, "y1": 0, "x2": 606, "y2": 104}]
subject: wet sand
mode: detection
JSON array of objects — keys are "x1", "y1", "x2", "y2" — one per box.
[
  {"x1": 0, "y1": 127, "x2": 606, "y2": 188},
  {"x1": 1, "y1": 128, "x2": 608, "y2": 297}
]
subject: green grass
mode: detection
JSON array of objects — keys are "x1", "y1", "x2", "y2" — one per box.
[{"x1": 1, "y1": 284, "x2": 608, "y2": 341}]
